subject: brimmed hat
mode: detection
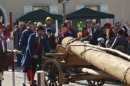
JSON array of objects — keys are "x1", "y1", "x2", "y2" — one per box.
[
  {"x1": 37, "y1": 22, "x2": 42, "y2": 27},
  {"x1": 86, "y1": 19, "x2": 92, "y2": 23},
  {"x1": 61, "y1": 23, "x2": 68, "y2": 28},
  {"x1": 36, "y1": 26, "x2": 45, "y2": 31},
  {"x1": 26, "y1": 21, "x2": 33, "y2": 26},
  {"x1": 65, "y1": 20, "x2": 70, "y2": 23},
  {"x1": 45, "y1": 17, "x2": 53, "y2": 23},
  {"x1": 102, "y1": 22, "x2": 114, "y2": 29}
]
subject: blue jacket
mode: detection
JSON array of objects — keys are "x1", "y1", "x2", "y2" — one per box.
[
  {"x1": 19, "y1": 29, "x2": 34, "y2": 52},
  {"x1": 58, "y1": 31, "x2": 73, "y2": 44},
  {"x1": 43, "y1": 24, "x2": 56, "y2": 34},
  {"x1": 22, "y1": 33, "x2": 52, "y2": 67}
]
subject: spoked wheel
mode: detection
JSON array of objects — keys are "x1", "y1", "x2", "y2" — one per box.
[
  {"x1": 87, "y1": 79, "x2": 105, "y2": 86},
  {"x1": 42, "y1": 59, "x2": 63, "y2": 86}
]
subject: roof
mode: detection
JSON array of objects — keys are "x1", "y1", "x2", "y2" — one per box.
[
  {"x1": 17, "y1": 9, "x2": 63, "y2": 22},
  {"x1": 66, "y1": 7, "x2": 114, "y2": 20}
]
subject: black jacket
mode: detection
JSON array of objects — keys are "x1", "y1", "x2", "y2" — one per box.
[
  {"x1": 45, "y1": 34, "x2": 56, "y2": 50},
  {"x1": 92, "y1": 30, "x2": 101, "y2": 45}
]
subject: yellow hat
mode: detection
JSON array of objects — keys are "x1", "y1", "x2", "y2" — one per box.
[
  {"x1": 86, "y1": 19, "x2": 92, "y2": 23},
  {"x1": 37, "y1": 22, "x2": 42, "y2": 27},
  {"x1": 45, "y1": 17, "x2": 53, "y2": 23}
]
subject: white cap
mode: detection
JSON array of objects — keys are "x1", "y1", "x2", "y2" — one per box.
[{"x1": 98, "y1": 38, "x2": 105, "y2": 43}]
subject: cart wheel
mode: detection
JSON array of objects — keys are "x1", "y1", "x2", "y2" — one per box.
[
  {"x1": 87, "y1": 79, "x2": 105, "y2": 86},
  {"x1": 42, "y1": 59, "x2": 63, "y2": 86}
]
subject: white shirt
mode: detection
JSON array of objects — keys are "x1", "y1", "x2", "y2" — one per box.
[{"x1": 6, "y1": 38, "x2": 11, "y2": 49}]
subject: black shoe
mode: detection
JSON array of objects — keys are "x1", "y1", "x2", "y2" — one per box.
[
  {"x1": 27, "y1": 78, "x2": 37, "y2": 83},
  {"x1": 30, "y1": 83, "x2": 37, "y2": 86},
  {"x1": 21, "y1": 83, "x2": 25, "y2": 86}
]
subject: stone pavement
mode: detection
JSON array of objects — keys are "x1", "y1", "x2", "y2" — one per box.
[{"x1": 1, "y1": 65, "x2": 127, "y2": 86}]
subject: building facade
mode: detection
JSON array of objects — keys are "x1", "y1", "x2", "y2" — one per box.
[{"x1": 0, "y1": 0, "x2": 129, "y2": 25}]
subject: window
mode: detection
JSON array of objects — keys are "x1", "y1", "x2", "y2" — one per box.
[
  {"x1": 86, "y1": 6, "x2": 99, "y2": 11},
  {"x1": 85, "y1": 6, "x2": 100, "y2": 23},
  {"x1": 33, "y1": 6, "x2": 49, "y2": 12}
]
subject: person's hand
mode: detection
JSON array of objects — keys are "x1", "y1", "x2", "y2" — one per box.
[
  {"x1": 55, "y1": 39, "x2": 58, "y2": 43},
  {"x1": 50, "y1": 50, "x2": 56, "y2": 53},
  {"x1": 33, "y1": 55, "x2": 38, "y2": 59},
  {"x1": 9, "y1": 36, "x2": 14, "y2": 40}
]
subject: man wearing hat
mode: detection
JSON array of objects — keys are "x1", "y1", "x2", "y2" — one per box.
[
  {"x1": 21, "y1": 26, "x2": 52, "y2": 86},
  {"x1": 43, "y1": 17, "x2": 56, "y2": 34},
  {"x1": 19, "y1": 21, "x2": 35, "y2": 86},
  {"x1": 86, "y1": 20, "x2": 95, "y2": 44},
  {"x1": 0, "y1": 17, "x2": 8, "y2": 71},
  {"x1": 0, "y1": 16, "x2": 7, "y2": 86},
  {"x1": 65, "y1": 20, "x2": 76, "y2": 37},
  {"x1": 58, "y1": 23, "x2": 73, "y2": 44},
  {"x1": 45, "y1": 28, "x2": 56, "y2": 50}
]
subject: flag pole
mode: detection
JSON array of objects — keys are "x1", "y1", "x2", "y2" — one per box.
[
  {"x1": 55, "y1": 20, "x2": 59, "y2": 46},
  {"x1": 9, "y1": 12, "x2": 15, "y2": 86}
]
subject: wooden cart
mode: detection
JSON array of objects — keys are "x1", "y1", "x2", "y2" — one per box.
[{"x1": 42, "y1": 46, "x2": 111, "y2": 86}]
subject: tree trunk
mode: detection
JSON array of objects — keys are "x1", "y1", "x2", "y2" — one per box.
[{"x1": 62, "y1": 37, "x2": 130, "y2": 85}]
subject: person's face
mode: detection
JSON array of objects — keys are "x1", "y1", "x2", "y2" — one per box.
[
  {"x1": 116, "y1": 23, "x2": 121, "y2": 29},
  {"x1": 28, "y1": 24, "x2": 34, "y2": 30},
  {"x1": 66, "y1": 22, "x2": 70, "y2": 27},
  {"x1": 96, "y1": 23, "x2": 101, "y2": 30},
  {"x1": 82, "y1": 29, "x2": 87, "y2": 34},
  {"x1": 87, "y1": 21, "x2": 92, "y2": 27},
  {"x1": 106, "y1": 44, "x2": 111, "y2": 48},
  {"x1": 1, "y1": 27, "x2": 6, "y2": 33},
  {"x1": 106, "y1": 28, "x2": 110, "y2": 34},
  {"x1": 46, "y1": 20, "x2": 52, "y2": 25},
  {"x1": 19, "y1": 23, "x2": 24, "y2": 29},
  {"x1": 62, "y1": 27, "x2": 68, "y2": 32},
  {"x1": 37, "y1": 30, "x2": 44, "y2": 37}
]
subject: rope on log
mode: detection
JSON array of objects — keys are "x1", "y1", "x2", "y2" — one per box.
[{"x1": 68, "y1": 44, "x2": 130, "y2": 61}]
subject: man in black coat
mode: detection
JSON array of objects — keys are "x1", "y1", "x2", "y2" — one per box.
[
  {"x1": 45, "y1": 28, "x2": 56, "y2": 50},
  {"x1": 92, "y1": 23, "x2": 102, "y2": 45}
]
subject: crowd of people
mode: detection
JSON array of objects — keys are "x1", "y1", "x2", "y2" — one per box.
[
  {"x1": 0, "y1": 16, "x2": 130, "y2": 86},
  {"x1": 77, "y1": 21, "x2": 130, "y2": 55}
]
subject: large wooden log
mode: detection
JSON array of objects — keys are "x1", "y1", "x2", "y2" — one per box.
[
  {"x1": 62, "y1": 37, "x2": 130, "y2": 85},
  {"x1": 75, "y1": 67, "x2": 114, "y2": 78}
]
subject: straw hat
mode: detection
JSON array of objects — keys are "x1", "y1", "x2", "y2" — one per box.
[
  {"x1": 37, "y1": 22, "x2": 42, "y2": 27},
  {"x1": 45, "y1": 17, "x2": 53, "y2": 23},
  {"x1": 86, "y1": 19, "x2": 92, "y2": 23}
]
